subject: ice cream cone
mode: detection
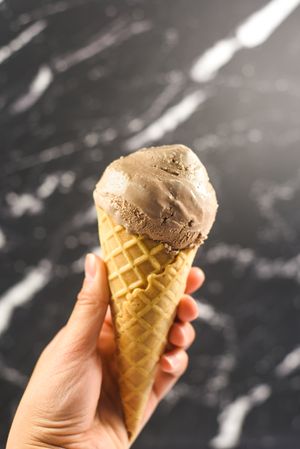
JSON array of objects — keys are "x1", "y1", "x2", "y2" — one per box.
[
  {"x1": 93, "y1": 144, "x2": 218, "y2": 439},
  {"x1": 96, "y1": 206, "x2": 197, "y2": 440}
]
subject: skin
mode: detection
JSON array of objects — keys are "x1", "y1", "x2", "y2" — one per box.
[{"x1": 6, "y1": 254, "x2": 205, "y2": 449}]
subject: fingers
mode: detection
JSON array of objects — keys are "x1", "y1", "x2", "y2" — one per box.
[
  {"x1": 160, "y1": 348, "x2": 189, "y2": 376},
  {"x1": 185, "y1": 267, "x2": 205, "y2": 294},
  {"x1": 138, "y1": 267, "x2": 203, "y2": 435},
  {"x1": 141, "y1": 273, "x2": 202, "y2": 431},
  {"x1": 145, "y1": 303, "x2": 197, "y2": 419},
  {"x1": 145, "y1": 293, "x2": 198, "y2": 417},
  {"x1": 65, "y1": 254, "x2": 110, "y2": 354},
  {"x1": 168, "y1": 321, "x2": 196, "y2": 349},
  {"x1": 176, "y1": 295, "x2": 199, "y2": 322},
  {"x1": 145, "y1": 349, "x2": 189, "y2": 420}
]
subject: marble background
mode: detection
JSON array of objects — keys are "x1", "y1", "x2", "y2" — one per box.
[{"x1": 1, "y1": 0, "x2": 300, "y2": 448}]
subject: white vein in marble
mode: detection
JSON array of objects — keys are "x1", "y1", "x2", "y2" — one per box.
[
  {"x1": 236, "y1": 0, "x2": 300, "y2": 48},
  {"x1": 191, "y1": 0, "x2": 300, "y2": 82},
  {"x1": 196, "y1": 300, "x2": 237, "y2": 402},
  {"x1": 37, "y1": 172, "x2": 75, "y2": 198},
  {"x1": 10, "y1": 65, "x2": 53, "y2": 114},
  {"x1": 54, "y1": 19, "x2": 151, "y2": 72},
  {"x1": 206, "y1": 244, "x2": 255, "y2": 267},
  {"x1": 5, "y1": 143, "x2": 78, "y2": 174},
  {"x1": 0, "y1": 21, "x2": 46, "y2": 65},
  {"x1": 37, "y1": 174, "x2": 61, "y2": 199},
  {"x1": 16, "y1": 0, "x2": 79, "y2": 24},
  {"x1": 275, "y1": 346, "x2": 300, "y2": 377},
  {"x1": 6, "y1": 192, "x2": 43, "y2": 217},
  {"x1": 164, "y1": 383, "x2": 193, "y2": 408},
  {"x1": 206, "y1": 243, "x2": 300, "y2": 284},
  {"x1": 211, "y1": 384, "x2": 271, "y2": 449},
  {"x1": 190, "y1": 38, "x2": 240, "y2": 83},
  {"x1": 6, "y1": 19, "x2": 151, "y2": 115},
  {"x1": 0, "y1": 261, "x2": 51, "y2": 336},
  {"x1": 0, "y1": 358, "x2": 27, "y2": 388},
  {"x1": 252, "y1": 173, "x2": 300, "y2": 211},
  {"x1": 255, "y1": 254, "x2": 300, "y2": 283},
  {"x1": 125, "y1": 90, "x2": 206, "y2": 151},
  {"x1": 207, "y1": 355, "x2": 236, "y2": 399},
  {"x1": 196, "y1": 300, "x2": 231, "y2": 328},
  {"x1": 127, "y1": 72, "x2": 184, "y2": 133},
  {"x1": 252, "y1": 172, "x2": 300, "y2": 240},
  {"x1": 73, "y1": 205, "x2": 97, "y2": 228},
  {"x1": 142, "y1": 72, "x2": 184, "y2": 123},
  {"x1": 6, "y1": 172, "x2": 75, "y2": 217}
]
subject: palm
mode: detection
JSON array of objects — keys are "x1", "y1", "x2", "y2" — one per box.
[{"x1": 87, "y1": 313, "x2": 129, "y2": 448}]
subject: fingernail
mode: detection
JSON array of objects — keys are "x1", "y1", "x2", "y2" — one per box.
[
  {"x1": 164, "y1": 354, "x2": 179, "y2": 372},
  {"x1": 85, "y1": 254, "x2": 97, "y2": 282},
  {"x1": 197, "y1": 268, "x2": 205, "y2": 280}
]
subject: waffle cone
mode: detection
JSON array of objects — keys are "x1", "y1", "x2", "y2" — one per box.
[{"x1": 96, "y1": 207, "x2": 197, "y2": 440}]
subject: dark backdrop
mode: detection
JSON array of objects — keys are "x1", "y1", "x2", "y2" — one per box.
[{"x1": 1, "y1": 1, "x2": 300, "y2": 448}]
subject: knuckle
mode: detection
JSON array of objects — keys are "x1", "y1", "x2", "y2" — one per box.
[
  {"x1": 77, "y1": 289, "x2": 97, "y2": 307},
  {"x1": 60, "y1": 332, "x2": 89, "y2": 362},
  {"x1": 77, "y1": 289, "x2": 88, "y2": 302},
  {"x1": 38, "y1": 328, "x2": 65, "y2": 361},
  {"x1": 38, "y1": 343, "x2": 52, "y2": 362},
  {"x1": 181, "y1": 322, "x2": 195, "y2": 347}
]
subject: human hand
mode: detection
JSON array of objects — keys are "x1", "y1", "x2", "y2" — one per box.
[{"x1": 6, "y1": 253, "x2": 204, "y2": 449}]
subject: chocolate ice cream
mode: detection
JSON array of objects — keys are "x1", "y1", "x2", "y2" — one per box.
[{"x1": 93, "y1": 144, "x2": 218, "y2": 251}]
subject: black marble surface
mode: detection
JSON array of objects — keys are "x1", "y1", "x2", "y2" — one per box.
[{"x1": 1, "y1": 0, "x2": 300, "y2": 448}]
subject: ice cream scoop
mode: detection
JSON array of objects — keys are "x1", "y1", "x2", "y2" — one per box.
[{"x1": 94, "y1": 144, "x2": 218, "y2": 251}]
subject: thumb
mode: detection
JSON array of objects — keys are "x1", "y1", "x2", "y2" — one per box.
[{"x1": 65, "y1": 253, "x2": 110, "y2": 353}]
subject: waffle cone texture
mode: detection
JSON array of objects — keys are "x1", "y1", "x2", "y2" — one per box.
[{"x1": 96, "y1": 207, "x2": 197, "y2": 440}]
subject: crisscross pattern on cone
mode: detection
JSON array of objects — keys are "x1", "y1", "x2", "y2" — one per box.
[{"x1": 96, "y1": 207, "x2": 197, "y2": 439}]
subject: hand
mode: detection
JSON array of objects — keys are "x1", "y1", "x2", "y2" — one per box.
[{"x1": 6, "y1": 254, "x2": 204, "y2": 449}]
